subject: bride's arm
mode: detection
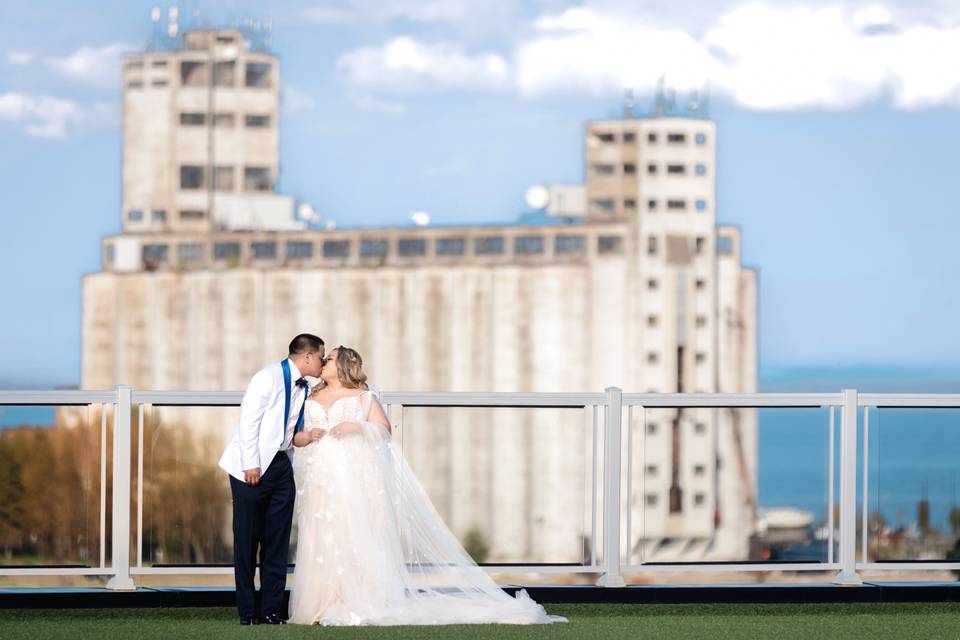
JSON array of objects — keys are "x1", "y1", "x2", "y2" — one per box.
[
  {"x1": 292, "y1": 430, "x2": 311, "y2": 447},
  {"x1": 366, "y1": 397, "x2": 391, "y2": 434},
  {"x1": 293, "y1": 428, "x2": 325, "y2": 447}
]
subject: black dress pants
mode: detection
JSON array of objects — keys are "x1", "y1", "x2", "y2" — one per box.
[{"x1": 229, "y1": 451, "x2": 295, "y2": 619}]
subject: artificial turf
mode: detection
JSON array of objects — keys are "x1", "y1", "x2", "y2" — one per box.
[{"x1": 1, "y1": 603, "x2": 959, "y2": 639}]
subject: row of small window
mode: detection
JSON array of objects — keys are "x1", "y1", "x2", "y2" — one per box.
[
  {"x1": 592, "y1": 163, "x2": 708, "y2": 177},
  {"x1": 594, "y1": 131, "x2": 708, "y2": 145},
  {"x1": 645, "y1": 352, "x2": 709, "y2": 365},
  {"x1": 646, "y1": 315, "x2": 709, "y2": 328},
  {"x1": 177, "y1": 165, "x2": 272, "y2": 192},
  {"x1": 126, "y1": 169, "x2": 271, "y2": 206},
  {"x1": 126, "y1": 59, "x2": 272, "y2": 89},
  {"x1": 130, "y1": 232, "x2": 623, "y2": 263},
  {"x1": 138, "y1": 234, "x2": 628, "y2": 262},
  {"x1": 592, "y1": 198, "x2": 709, "y2": 212},
  {"x1": 178, "y1": 112, "x2": 271, "y2": 128},
  {"x1": 645, "y1": 277, "x2": 708, "y2": 291},
  {"x1": 646, "y1": 236, "x2": 710, "y2": 256},
  {"x1": 646, "y1": 422, "x2": 709, "y2": 436},
  {"x1": 645, "y1": 462, "x2": 708, "y2": 476},
  {"x1": 645, "y1": 492, "x2": 709, "y2": 508}
]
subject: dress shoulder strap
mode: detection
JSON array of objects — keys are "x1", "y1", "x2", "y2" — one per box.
[{"x1": 359, "y1": 390, "x2": 372, "y2": 421}]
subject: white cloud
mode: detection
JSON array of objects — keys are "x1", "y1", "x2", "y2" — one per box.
[
  {"x1": 336, "y1": 2, "x2": 960, "y2": 111},
  {"x1": 304, "y1": 0, "x2": 518, "y2": 26},
  {"x1": 6, "y1": 51, "x2": 34, "y2": 65},
  {"x1": 46, "y1": 42, "x2": 135, "y2": 87},
  {"x1": 517, "y1": 7, "x2": 719, "y2": 98},
  {"x1": 0, "y1": 92, "x2": 81, "y2": 139},
  {"x1": 337, "y1": 36, "x2": 510, "y2": 93}
]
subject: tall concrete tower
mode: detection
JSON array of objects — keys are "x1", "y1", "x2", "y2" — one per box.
[{"x1": 114, "y1": 23, "x2": 301, "y2": 272}]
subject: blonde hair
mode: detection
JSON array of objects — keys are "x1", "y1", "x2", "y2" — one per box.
[{"x1": 333, "y1": 346, "x2": 368, "y2": 389}]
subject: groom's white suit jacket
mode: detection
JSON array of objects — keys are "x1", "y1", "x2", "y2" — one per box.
[{"x1": 219, "y1": 359, "x2": 305, "y2": 481}]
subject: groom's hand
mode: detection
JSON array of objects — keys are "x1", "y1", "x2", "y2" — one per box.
[{"x1": 243, "y1": 467, "x2": 262, "y2": 486}]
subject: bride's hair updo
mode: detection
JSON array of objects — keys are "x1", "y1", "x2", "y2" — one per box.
[{"x1": 334, "y1": 346, "x2": 368, "y2": 389}]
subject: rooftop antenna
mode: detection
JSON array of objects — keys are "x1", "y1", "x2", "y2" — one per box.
[
  {"x1": 623, "y1": 87, "x2": 636, "y2": 119},
  {"x1": 147, "y1": 6, "x2": 162, "y2": 50},
  {"x1": 701, "y1": 82, "x2": 711, "y2": 117},
  {"x1": 168, "y1": 5, "x2": 179, "y2": 38},
  {"x1": 654, "y1": 75, "x2": 668, "y2": 115}
]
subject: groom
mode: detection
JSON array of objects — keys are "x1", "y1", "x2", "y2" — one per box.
[{"x1": 219, "y1": 334, "x2": 325, "y2": 625}]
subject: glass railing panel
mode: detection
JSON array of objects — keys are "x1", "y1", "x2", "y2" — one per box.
[
  {"x1": 0, "y1": 403, "x2": 110, "y2": 577},
  {"x1": 396, "y1": 406, "x2": 595, "y2": 569},
  {"x1": 626, "y1": 405, "x2": 835, "y2": 581},
  {"x1": 868, "y1": 407, "x2": 960, "y2": 564}
]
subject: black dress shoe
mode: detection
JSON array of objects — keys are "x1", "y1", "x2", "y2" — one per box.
[
  {"x1": 261, "y1": 613, "x2": 287, "y2": 625},
  {"x1": 239, "y1": 616, "x2": 259, "y2": 625}
]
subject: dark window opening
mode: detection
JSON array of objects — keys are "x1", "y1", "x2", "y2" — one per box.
[
  {"x1": 360, "y1": 239, "x2": 389, "y2": 258},
  {"x1": 323, "y1": 240, "x2": 350, "y2": 258},
  {"x1": 252, "y1": 242, "x2": 277, "y2": 259},
  {"x1": 475, "y1": 236, "x2": 505, "y2": 255},
  {"x1": 555, "y1": 235, "x2": 586, "y2": 255},
  {"x1": 515, "y1": 235, "x2": 544, "y2": 255},
  {"x1": 214, "y1": 242, "x2": 241, "y2": 260},
  {"x1": 436, "y1": 238, "x2": 465, "y2": 255},
  {"x1": 245, "y1": 62, "x2": 272, "y2": 88},
  {"x1": 398, "y1": 238, "x2": 427, "y2": 256},
  {"x1": 287, "y1": 241, "x2": 314, "y2": 259}
]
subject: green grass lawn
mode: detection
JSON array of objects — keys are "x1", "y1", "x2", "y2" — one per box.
[{"x1": 1, "y1": 603, "x2": 959, "y2": 640}]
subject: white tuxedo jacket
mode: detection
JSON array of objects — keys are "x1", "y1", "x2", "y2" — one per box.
[{"x1": 218, "y1": 360, "x2": 304, "y2": 481}]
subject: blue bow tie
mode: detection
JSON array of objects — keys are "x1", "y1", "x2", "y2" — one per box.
[{"x1": 295, "y1": 377, "x2": 309, "y2": 390}]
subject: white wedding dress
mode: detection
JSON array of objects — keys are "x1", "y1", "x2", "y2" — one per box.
[{"x1": 288, "y1": 392, "x2": 564, "y2": 626}]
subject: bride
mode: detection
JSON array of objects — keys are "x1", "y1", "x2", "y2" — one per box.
[{"x1": 287, "y1": 346, "x2": 564, "y2": 626}]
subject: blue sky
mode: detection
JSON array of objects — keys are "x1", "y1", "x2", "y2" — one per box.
[{"x1": 1, "y1": 0, "x2": 960, "y2": 388}]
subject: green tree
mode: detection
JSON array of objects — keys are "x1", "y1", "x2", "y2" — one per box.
[
  {"x1": 462, "y1": 525, "x2": 490, "y2": 564},
  {"x1": 918, "y1": 499, "x2": 931, "y2": 536},
  {"x1": 0, "y1": 438, "x2": 25, "y2": 559},
  {"x1": 949, "y1": 507, "x2": 960, "y2": 534}
]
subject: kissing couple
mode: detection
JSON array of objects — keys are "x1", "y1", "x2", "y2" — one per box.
[{"x1": 218, "y1": 333, "x2": 565, "y2": 626}]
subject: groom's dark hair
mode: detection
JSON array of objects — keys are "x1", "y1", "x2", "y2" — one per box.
[{"x1": 289, "y1": 333, "x2": 324, "y2": 355}]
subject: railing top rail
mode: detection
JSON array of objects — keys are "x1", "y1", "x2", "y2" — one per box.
[
  {"x1": 132, "y1": 390, "x2": 244, "y2": 405},
  {"x1": 858, "y1": 393, "x2": 960, "y2": 408},
  {"x1": 0, "y1": 390, "x2": 116, "y2": 405},
  {"x1": 378, "y1": 392, "x2": 606, "y2": 407},
  {"x1": 622, "y1": 392, "x2": 844, "y2": 407},
  {"x1": 128, "y1": 391, "x2": 608, "y2": 407}
]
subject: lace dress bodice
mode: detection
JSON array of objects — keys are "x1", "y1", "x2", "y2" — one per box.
[{"x1": 303, "y1": 394, "x2": 364, "y2": 431}]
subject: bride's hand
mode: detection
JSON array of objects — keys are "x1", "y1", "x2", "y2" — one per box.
[
  {"x1": 309, "y1": 428, "x2": 326, "y2": 442},
  {"x1": 330, "y1": 422, "x2": 359, "y2": 439}
]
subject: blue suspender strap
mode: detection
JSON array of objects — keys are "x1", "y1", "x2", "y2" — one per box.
[
  {"x1": 281, "y1": 359, "x2": 292, "y2": 435},
  {"x1": 295, "y1": 397, "x2": 306, "y2": 434},
  {"x1": 281, "y1": 359, "x2": 308, "y2": 435}
]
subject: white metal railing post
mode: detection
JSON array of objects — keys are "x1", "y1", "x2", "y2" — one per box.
[
  {"x1": 597, "y1": 386, "x2": 626, "y2": 587},
  {"x1": 833, "y1": 388, "x2": 863, "y2": 585},
  {"x1": 106, "y1": 385, "x2": 136, "y2": 591}
]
